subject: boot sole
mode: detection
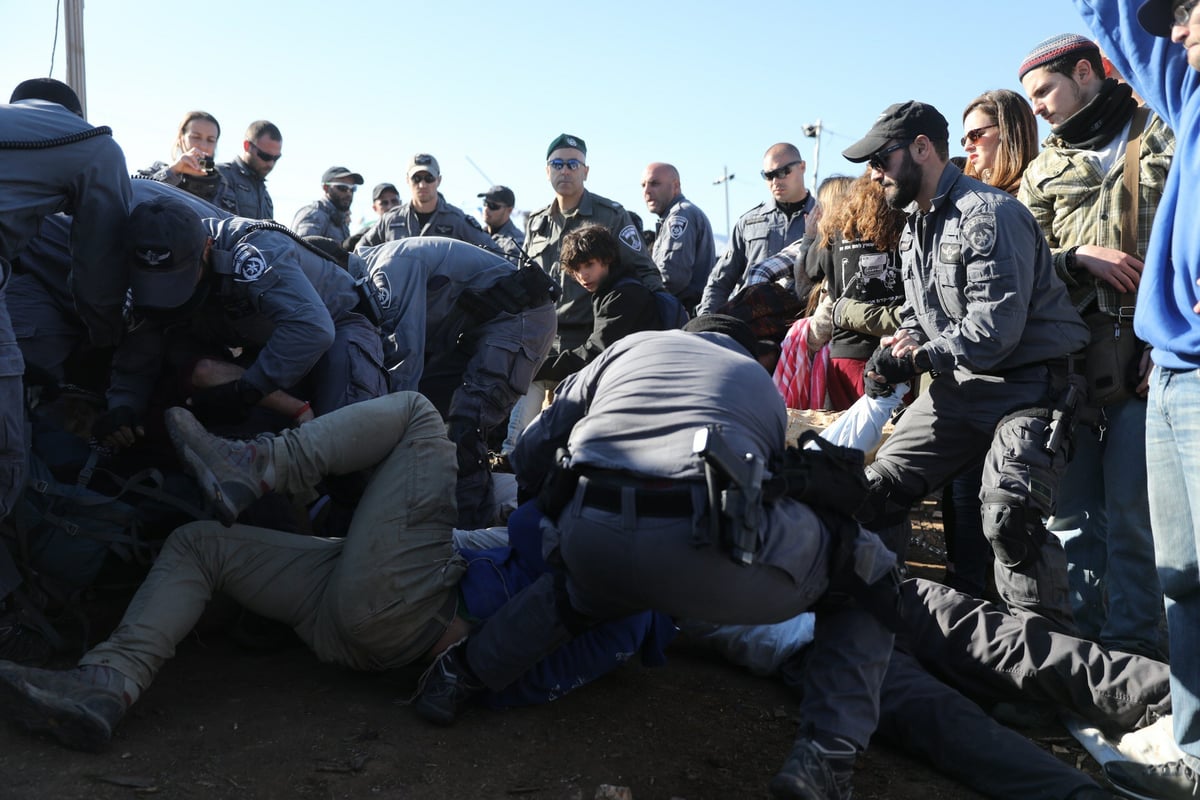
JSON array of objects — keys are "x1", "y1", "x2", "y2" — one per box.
[
  {"x1": 0, "y1": 667, "x2": 112, "y2": 752},
  {"x1": 768, "y1": 773, "x2": 826, "y2": 800},
  {"x1": 165, "y1": 409, "x2": 241, "y2": 526}
]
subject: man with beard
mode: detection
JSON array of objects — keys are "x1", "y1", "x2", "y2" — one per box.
[
  {"x1": 292, "y1": 166, "x2": 364, "y2": 246},
  {"x1": 1018, "y1": 33, "x2": 1173, "y2": 661},
  {"x1": 215, "y1": 120, "x2": 280, "y2": 220},
  {"x1": 842, "y1": 101, "x2": 1090, "y2": 627}
]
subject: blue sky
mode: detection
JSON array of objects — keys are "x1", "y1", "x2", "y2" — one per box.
[{"x1": 3, "y1": 1, "x2": 1092, "y2": 237}]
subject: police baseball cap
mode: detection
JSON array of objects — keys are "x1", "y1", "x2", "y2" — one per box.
[
  {"x1": 842, "y1": 101, "x2": 949, "y2": 163},
  {"x1": 321, "y1": 166, "x2": 364, "y2": 185},
  {"x1": 546, "y1": 133, "x2": 586, "y2": 159},
  {"x1": 372, "y1": 182, "x2": 399, "y2": 200},
  {"x1": 477, "y1": 185, "x2": 515, "y2": 206},
  {"x1": 126, "y1": 198, "x2": 209, "y2": 310},
  {"x1": 406, "y1": 153, "x2": 440, "y2": 180},
  {"x1": 10, "y1": 77, "x2": 83, "y2": 117},
  {"x1": 1137, "y1": 0, "x2": 1179, "y2": 36}
]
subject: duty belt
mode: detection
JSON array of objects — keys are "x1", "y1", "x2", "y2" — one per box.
[{"x1": 578, "y1": 474, "x2": 695, "y2": 518}]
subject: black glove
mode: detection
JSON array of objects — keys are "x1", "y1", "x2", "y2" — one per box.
[
  {"x1": 92, "y1": 405, "x2": 140, "y2": 442},
  {"x1": 188, "y1": 379, "x2": 264, "y2": 424},
  {"x1": 866, "y1": 346, "x2": 919, "y2": 385}
]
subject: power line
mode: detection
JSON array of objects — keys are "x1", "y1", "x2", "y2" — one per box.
[{"x1": 48, "y1": 0, "x2": 61, "y2": 77}]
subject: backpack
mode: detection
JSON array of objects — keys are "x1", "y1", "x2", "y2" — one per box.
[{"x1": 616, "y1": 277, "x2": 691, "y2": 330}]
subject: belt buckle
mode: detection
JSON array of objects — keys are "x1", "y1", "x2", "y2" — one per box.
[{"x1": 1116, "y1": 305, "x2": 1136, "y2": 324}]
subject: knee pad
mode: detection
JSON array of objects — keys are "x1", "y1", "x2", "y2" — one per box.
[{"x1": 981, "y1": 489, "x2": 1046, "y2": 570}]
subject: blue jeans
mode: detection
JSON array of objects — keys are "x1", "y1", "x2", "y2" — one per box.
[
  {"x1": 1048, "y1": 396, "x2": 1164, "y2": 657},
  {"x1": 1146, "y1": 366, "x2": 1200, "y2": 768}
]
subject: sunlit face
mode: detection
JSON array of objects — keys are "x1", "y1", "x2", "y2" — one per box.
[
  {"x1": 570, "y1": 258, "x2": 609, "y2": 293},
  {"x1": 641, "y1": 165, "x2": 678, "y2": 216},
  {"x1": 373, "y1": 190, "x2": 400, "y2": 216},
  {"x1": 409, "y1": 171, "x2": 441, "y2": 209},
  {"x1": 1021, "y1": 66, "x2": 1088, "y2": 125},
  {"x1": 869, "y1": 142, "x2": 921, "y2": 210},
  {"x1": 245, "y1": 135, "x2": 281, "y2": 177},
  {"x1": 482, "y1": 200, "x2": 512, "y2": 229},
  {"x1": 181, "y1": 118, "x2": 218, "y2": 156},
  {"x1": 1173, "y1": 1, "x2": 1200, "y2": 72},
  {"x1": 962, "y1": 109, "x2": 999, "y2": 176},
  {"x1": 762, "y1": 151, "x2": 807, "y2": 203},
  {"x1": 546, "y1": 147, "x2": 588, "y2": 201}
]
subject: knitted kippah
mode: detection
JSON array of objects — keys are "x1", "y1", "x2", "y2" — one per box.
[{"x1": 1018, "y1": 33, "x2": 1099, "y2": 80}]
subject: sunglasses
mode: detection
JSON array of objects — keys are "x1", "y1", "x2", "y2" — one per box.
[
  {"x1": 483, "y1": 201, "x2": 504, "y2": 211},
  {"x1": 1176, "y1": 0, "x2": 1199, "y2": 25},
  {"x1": 960, "y1": 124, "x2": 998, "y2": 147},
  {"x1": 761, "y1": 160, "x2": 803, "y2": 181},
  {"x1": 328, "y1": 183, "x2": 357, "y2": 193},
  {"x1": 410, "y1": 173, "x2": 437, "y2": 185},
  {"x1": 547, "y1": 158, "x2": 585, "y2": 171},
  {"x1": 249, "y1": 141, "x2": 282, "y2": 162},
  {"x1": 868, "y1": 141, "x2": 910, "y2": 171}
]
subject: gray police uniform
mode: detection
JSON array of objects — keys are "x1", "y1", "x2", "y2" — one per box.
[
  {"x1": 108, "y1": 217, "x2": 386, "y2": 421},
  {"x1": 215, "y1": 158, "x2": 273, "y2": 219},
  {"x1": 292, "y1": 197, "x2": 351, "y2": 244},
  {"x1": 0, "y1": 98, "x2": 131, "y2": 524},
  {"x1": 698, "y1": 193, "x2": 814, "y2": 315},
  {"x1": 860, "y1": 163, "x2": 1089, "y2": 626},
  {"x1": 652, "y1": 194, "x2": 716, "y2": 310},
  {"x1": 490, "y1": 218, "x2": 526, "y2": 263},
  {"x1": 137, "y1": 160, "x2": 232, "y2": 209},
  {"x1": 469, "y1": 329, "x2": 896, "y2": 750},
  {"x1": 355, "y1": 237, "x2": 556, "y2": 528},
  {"x1": 354, "y1": 194, "x2": 502, "y2": 255},
  {"x1": 524, "y1": 189, "x2": 663, "y2": 353}
]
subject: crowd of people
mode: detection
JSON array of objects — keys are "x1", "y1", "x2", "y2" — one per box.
[{"x1": 0, "y1": 0, "x2": 1199, "y2": 798}]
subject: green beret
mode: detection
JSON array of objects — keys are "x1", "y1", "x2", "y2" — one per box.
[{"x1": 546, "y1": 132, "x2": 587, "y2": 159}]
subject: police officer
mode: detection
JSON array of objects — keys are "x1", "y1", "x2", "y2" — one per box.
[
  {"x1": 348, "y1": 236, "x2": 557, "y2": 528},
  {"x1": 697, "y1": 143, "x2": 814, "y2": 315},
  {"x1": 641, "y1": 162, "x2": 716, "y2": 311},
  {"x1": 292, "y1": 166, "x2": 364, "y2": 246},
  {"x1": 478, "y1": 184, "x2": 525, "y2": 262},
  {"x1": 215, "y1": 120, "x2": 280, "y2": 220},
  {"x1": 842, "y1": 101, "x2": 1090, "y2": 627},
  {"x1": 99, "y1": 198, "x2": 387, "y2": 451},
  {"x1": 413, "y1": 317, "x2": 898, "y2": 800},
  {"x1": 355, "y1": 154, "x2": 502, "y2": 254}
]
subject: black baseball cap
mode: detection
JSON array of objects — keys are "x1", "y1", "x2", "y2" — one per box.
[
  {"x1": 10, "y1": 78, "x2": 83, "y2": 117},
  {"x1": 321, "y1": 166, "x2": 364, "y2": 184},
  {"x1": 372, "y1": 182, "x2": 399, "y2": 200},
  {"x1": 843, "y1": 101, "x2": 949, "y2": 163},
  {"x1": 477, "y1": 185, "x2": 515, "y2": 206},
  {"x1": 126, "y1": 199, "x2": 209, "y2": 309},
  {"x1": 1138, "y1": 0, "x2": 1179, "y2": 35}
]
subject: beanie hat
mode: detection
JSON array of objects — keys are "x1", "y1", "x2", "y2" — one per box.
[{"x1": 1018, "y1": 34, "x2": 1099, "y2": 80}]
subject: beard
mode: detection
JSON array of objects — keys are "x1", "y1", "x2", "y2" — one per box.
[
  {"x1": 330, "y1": 194, "x2": 353, "y2": 213},
  {"x1": 884, "y1": 150, "x2": 921, "y2": 210}
]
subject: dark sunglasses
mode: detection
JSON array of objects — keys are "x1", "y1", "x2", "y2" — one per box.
[
  {"x1": 327, "y1": 183, "x2": 357, "y2": 193},
  {"x1": 483, "y1": 201, "x2": 504, "y2": 211},
  {"x1": 868, "y1": 141, "x2": 910, "y2": 171},
  {"x1": 960, "y1": 124, "x2": 998, "y2": 147},
  {"x1": 249, "y1": 141, "x2": 282, "y2": 162},
  {"x1": 761, "y1": 160, "x2": 803, "y2": 181},
  {"x1": 410, "y1": 173, "x2": 437, "y2": 185},
  {"x1": 547, "y1": 158, "x2": 585, "y2": 171}
]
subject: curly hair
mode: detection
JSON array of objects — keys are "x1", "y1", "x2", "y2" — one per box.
[
  {"x1": 825, "y1": 172, "x2": 907, "y2": 253},
  {"x1": 560, "y1": 223, "x2": 619, "y2": 272},
  {"x1": 961, "y1": 89, "x2": 1039, "y2": 194}
]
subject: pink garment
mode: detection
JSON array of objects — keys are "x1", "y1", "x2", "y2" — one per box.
[{"x1": 773, "y1": 317, "x2": 830, "y2": 410}]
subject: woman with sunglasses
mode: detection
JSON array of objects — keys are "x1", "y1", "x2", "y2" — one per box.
[
  {"x1": 136, "y1": 111, "x2": 232, "y2": 207},
  {"x1": 961, "y1": 90, "x2": 1040, "y2": 195}
]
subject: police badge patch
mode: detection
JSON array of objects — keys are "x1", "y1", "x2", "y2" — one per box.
[
  {"x1": 232, "y1": 243, "x2": 271, "y2": 282},
  {"x1": 619, "y1": 225, "x2": 643, "y2": 251},
  {"x1": 372, "y1": 271, "x2": 393, "y2": 309},
  {"x1": 667, "y1": 217, "x2": 688, "y2": 240},
  {"x1": 434, "y1": 224, "x2": 454, "y2": 235},
  {"x1": 961, "y1": 214, "x2": 997, "y2": 256}
]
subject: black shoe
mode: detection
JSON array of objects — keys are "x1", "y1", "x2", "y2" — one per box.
[
  {"x1": 1106, "y1": 758, "x2": 1200, "y2": 800},
  {"x1": 769, "y1": 737, "x2": 855, "y2": 800},
  {"x1": 413, "y1": 641, "x2": 482, "y2": 726},
  {"x1": 0, "y1": 661, "x2": 127, "y2": 752}
]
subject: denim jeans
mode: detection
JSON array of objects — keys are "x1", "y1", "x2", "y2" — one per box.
[
  {"x1": 1146, "y1": 366, "x2": 1200, "y2": 768},
  {"x1": 1048, "y1": 396, "x2": 1165, "y2": 657}
]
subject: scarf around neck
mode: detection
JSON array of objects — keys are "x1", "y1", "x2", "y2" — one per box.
[{"x1": 1050, "y1": 78, "x2": 1137, "y2": 150}]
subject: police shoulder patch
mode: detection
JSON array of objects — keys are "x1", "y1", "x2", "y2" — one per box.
[
  {"x1": 371, "y1": 270, "x2": 393, "y2": 309},
  {"x1": 961, "y1": 213, "x2": 997, "y2": 256},
  {"x1": 232, "y1": 243, "x2": 271, "y2": 282},
  {"x1": 619, "y1": 225, "x2": 643, "y2": 252},
  {"x1": 434, "y1": 224, "x2": 454, "y2": 235},
  {"x1": 667, "y1": 216, "x2": 688, "y2": 240}
]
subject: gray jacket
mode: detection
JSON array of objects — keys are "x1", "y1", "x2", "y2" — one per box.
[
  {"x1": 355, "y1": 194, "x2": 501, "y2": 254},
  {"x1": 292, "y1": 197, "x2": 351, "y2": 244},
  {"x1": 215, "y1": 158, "x2": 274, "y2": 219},
  {"x1": 897, "y1": 163, "x2": 1088, "y2": 374},
  {"x1": 652, "y1": 194, "x2": 716, "y2": 307}
]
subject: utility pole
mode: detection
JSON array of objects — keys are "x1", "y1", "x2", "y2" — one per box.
[
  {"x1": 802, "y1": 119, "x2": 823, "y2": 187},
  {"x1": 64, "y1": 0, "x2": 86, "y2": 118},
  {"x1": 712, "y1": 166, "x2": 736, "y2": 239}
]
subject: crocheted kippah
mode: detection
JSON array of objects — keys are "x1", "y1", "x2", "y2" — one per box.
[{"x1": 1018, "y1": 33, "x2": 1099, "y2": 80}]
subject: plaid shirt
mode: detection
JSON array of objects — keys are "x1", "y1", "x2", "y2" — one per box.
[{"x1": 1018, "y1": 111, "x2": 1174, "y2": 316}]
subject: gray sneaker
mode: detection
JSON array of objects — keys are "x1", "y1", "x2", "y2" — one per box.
[
  {"x1": 166, "y1": 407, "x2": 275, "y2": 525},
  {"x1": 769, "y1": 736, "x2": 855, "y2": 800},
  {"x1": 0, "y1": 661, "x2": 127, "y2": 752},
  {"x1": 1105, "y1": 758, "x2": 1200, "y2": 800}
]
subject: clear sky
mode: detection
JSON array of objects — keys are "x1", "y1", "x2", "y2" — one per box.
[{"x1": 2, "y1": 1, "x2": 1092, "y2": 238}]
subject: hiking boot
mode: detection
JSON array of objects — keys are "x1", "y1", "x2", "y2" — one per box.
[
  {"x1": 413, "y1": 640, "x2": 483, "y2": 726},
  {"x1": 0, "y1": 661, "x2": 129, "y2": 752},
  {"x1": 166, "y1": 406, "x2": 275, "y2": 525},
  {"x1": 769, "y1": 736, "x2": 855, "y2": 800},
  {"x1": 1105, "y1": 758, "x2": 1200, "y2": 800}
]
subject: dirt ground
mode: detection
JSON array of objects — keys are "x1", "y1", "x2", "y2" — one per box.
[{"x1": 0, "y1": 504, "x2": 1104, "y2": 800}]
